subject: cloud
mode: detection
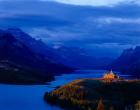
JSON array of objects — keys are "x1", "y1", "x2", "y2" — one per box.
[
  {"x1": 0, "y1": 13, "x2": 16, "y2": 18},
  {"x1": 0, "y1": 0, "x2": 140, "y2": 57},
  {"x1": 96, "y1": 17, "x2": 140, "y2": 24},
  {"x1": 44, "y1": 0, "x2": 140, "y2": 6},
  {"x1": 1, "y1": 0, "x2": 140, "y2": 6},
  {"x1": 28, "y1": 27, "x2": 82, "y2": 43}
]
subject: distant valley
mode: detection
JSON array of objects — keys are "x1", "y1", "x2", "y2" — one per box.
[
  {"x1": 0, "y1": 28, "x2": 73, "y2": 84},
  {"x1": 0, "y1": 28, "x2": 139, "y2": 84}
]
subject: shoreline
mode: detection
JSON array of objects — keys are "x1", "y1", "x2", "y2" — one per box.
[{"x1": 44, "y1": 78, "x2": 140, "y2": 110}]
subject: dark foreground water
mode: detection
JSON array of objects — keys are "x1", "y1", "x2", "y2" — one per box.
[{"x1": 0, "y1": 70, "x2": 133, "y2": 110}]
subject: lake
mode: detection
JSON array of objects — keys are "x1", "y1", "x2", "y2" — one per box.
[{"x1": 0, "y1": 70, "x2": 133, "y2": 110}]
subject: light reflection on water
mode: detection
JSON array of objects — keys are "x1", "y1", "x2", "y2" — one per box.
[
  {"x1": 49, "y1": 70, "x2": 133, "y2": 87},
  {"x1": 0, "y1": 70, "x2": 136, "y2": 110}
]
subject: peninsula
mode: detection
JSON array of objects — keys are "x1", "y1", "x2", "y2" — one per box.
[{"x1": 44, "y1": 71, "x2": 140, "y2": 110}]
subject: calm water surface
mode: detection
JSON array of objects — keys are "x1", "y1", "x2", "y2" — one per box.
[{"x1": 0, "y1": 70, "x2": 133, "y2": 110}]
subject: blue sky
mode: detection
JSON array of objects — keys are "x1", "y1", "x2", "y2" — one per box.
[{"x1": 0, "y1": 0, "x2": 140, "y2": 57}]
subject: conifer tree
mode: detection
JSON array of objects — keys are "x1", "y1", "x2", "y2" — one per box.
[
  {"x1": 109, "y1": 106, "x2": 114, "y2": 110},
  {"x1": 97, "y1": 98, "x2": 105, "y2": 110}
]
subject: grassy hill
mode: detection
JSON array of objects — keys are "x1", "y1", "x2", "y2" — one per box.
[{"x1": 44, "y1": 79, "x2": 140, "y2": 110}]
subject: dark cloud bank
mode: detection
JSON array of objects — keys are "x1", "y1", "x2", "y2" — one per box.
[{"x1": 0, "y1": 1, "x2": 140, "y2": 57}]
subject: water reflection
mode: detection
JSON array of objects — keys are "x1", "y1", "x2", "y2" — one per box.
[{"x1": 0, "y1": 70, "x2": 137, "y2": 110}]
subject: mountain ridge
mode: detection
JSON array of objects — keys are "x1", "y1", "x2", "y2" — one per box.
[
  {"x1": 110, "y1": 46, "x2": 140, "y2": 76},
  {"x1": 0, "y1": 28, "x2": 73, "y2": 84}
]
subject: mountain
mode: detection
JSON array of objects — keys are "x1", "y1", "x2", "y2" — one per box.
[
  {"x1": 0, "y1": 29, "x2": 73, "y2": 84},
  {"x1": 110, "y1": 46, "x2": 140, "y2": 76},
  {"x1": 53, "y1": 45, "x2": 114, "y2": 69},
  {"x1": 0, "y1": 1, "x2": 140, "y2": 59},
  {"x1": 7, "y1": 28, "x2": 60, "y2": 63},
  {"x1": 7, "y1": 28, "x2": 113, "y2": 69}
]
